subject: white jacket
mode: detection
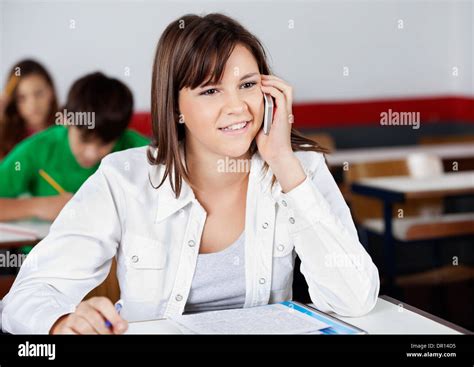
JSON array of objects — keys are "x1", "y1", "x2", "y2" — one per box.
[{"x1": 1, "y1": 146, "x2": 379, "y2": 334}]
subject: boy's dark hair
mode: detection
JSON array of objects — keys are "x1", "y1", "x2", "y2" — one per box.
[{"x1": 64, "y1": 72, "x2": 133, "y2": 143}]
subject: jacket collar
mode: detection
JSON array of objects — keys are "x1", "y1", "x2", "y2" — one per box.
[{"x1": 148, "y1": 143, "x2": 273, "y2": 223}]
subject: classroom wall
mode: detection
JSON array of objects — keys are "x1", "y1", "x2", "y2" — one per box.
[{"x1": 1, "y1": 0, "x2": 472, "y2": 111}]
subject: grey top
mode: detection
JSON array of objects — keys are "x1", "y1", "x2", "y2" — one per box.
[{"x1": 184, "y1": 231, "x2": 246, "y2": 314}]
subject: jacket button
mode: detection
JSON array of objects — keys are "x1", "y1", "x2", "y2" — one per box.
[
  {"x1": 131, "y1": 255, "x2": 139, "y2": 263},
  {"x1": 175, "y1": 294, "x2": 183, "y2": 302},
  {"x1": 281, "y1": 200, "x2": 287, "y2": 207},
  {"x1": 262, "y1": 222, "x2": 269, "y2": 229},
  {"x1": 289, "y1": 217, "x2": 295, "y2": 224},
  {"x1": 277, "y1": 244, "x2": 285, "y2": 252},
  {"x1": 188, "y1": 240, "x2": 195, "y2": 247},
  {"x1": 259, "y1": 278, "x2": 266, "y2": 284}
]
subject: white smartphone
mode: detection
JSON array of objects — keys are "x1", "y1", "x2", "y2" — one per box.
[{"x1": 263, "y1": 93, "x2": 274, "y2": 135}]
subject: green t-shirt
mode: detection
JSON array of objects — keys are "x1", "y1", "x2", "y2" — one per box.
[{"x1": 0, "y1": 125, "x2": 149, "y2": 197}]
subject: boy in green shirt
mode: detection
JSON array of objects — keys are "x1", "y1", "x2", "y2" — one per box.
[{"x1": 0, "y1": 72, "x2": 149, "y2": 222}]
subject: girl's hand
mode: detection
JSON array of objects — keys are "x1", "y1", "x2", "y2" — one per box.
[
  {"x1": 255, "y1": 74, "x2": 294, "y2": 165},
  {"x1": 256, "y1": 74, "x2": 306, "y2": 193},
  {"x1": 50, "y1": 297, "x2": 128, "y2": 335}
]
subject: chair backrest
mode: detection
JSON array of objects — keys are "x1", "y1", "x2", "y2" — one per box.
[
  {"x1": 418, "y1": 135, "x2": 474, "y2": 145},
  {"x1": 406, "y1": 153, "x2": 444, "y2": 216},
  {"x1": 407, "y1": 153, "x2": 444, "y2": 178},
  {"x1": 344, "y1": 160, "x2": 409, "y2": 223}
]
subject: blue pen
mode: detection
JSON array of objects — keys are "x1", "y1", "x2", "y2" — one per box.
[{"x1": 105, "y1": 299, "x2": 123, "y2": 328}]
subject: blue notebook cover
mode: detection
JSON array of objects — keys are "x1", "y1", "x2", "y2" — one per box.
[{"x1": 280, "y1": 301, "x2": 367, "y2": 335}]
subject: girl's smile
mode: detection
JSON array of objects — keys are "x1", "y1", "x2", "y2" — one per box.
[{"x1": 218, "y1": 119, "x2": 253, "y2": 135}]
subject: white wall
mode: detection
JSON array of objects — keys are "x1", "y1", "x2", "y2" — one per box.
[{"x1": 0, "y1": 0, "x2": 472, "y2": 110}]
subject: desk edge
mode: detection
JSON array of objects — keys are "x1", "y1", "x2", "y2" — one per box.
[{"x1": 380, "y1": 295, "x2": 472, "y2": 334}]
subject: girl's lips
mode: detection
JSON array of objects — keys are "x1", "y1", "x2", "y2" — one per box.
[{"x1": 218, "y1": 120, "x2": 252, "y2": 136}]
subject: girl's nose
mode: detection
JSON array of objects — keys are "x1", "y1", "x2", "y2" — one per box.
[{"x1": 224, "y1": 94, "x2": 248, "y2": 115}]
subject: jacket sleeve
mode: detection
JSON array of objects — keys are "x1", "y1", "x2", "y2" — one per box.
[
  {"x1": 279, "y1": 152, "x2": 380, "y2": 317},
  {"x1": 1, "y1": 159, "x2": 123, "y2": 334}
]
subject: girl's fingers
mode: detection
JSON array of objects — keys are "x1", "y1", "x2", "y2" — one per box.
[
  {"x1": 261, "y1": 76, "x2": 293, "y2": 115},
  {"x1": 261, "y1": 74, "x2": 286, "y2": 83},
  {"x1": 69, "y1": 314, "x2": 98, "y2": 335},
  {"x1": 76, "y1": 303, "x2": 113, "y2": 335},
  {"x1": 261, "y1": 85, "x2": 285, "y2": 116},
  {"x1": 88, "y1": 297, "x2": 128, "y2": 334},
  {"x1": 61, "y1": 327, "x2": 77, "y2": 335},
  {"x1": 261, "y1": 85, "x2": 291, "y2": 126}
]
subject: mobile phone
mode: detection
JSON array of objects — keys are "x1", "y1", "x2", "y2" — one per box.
[{"x1": 263, "y1": 93, "x2": 274, "y2": 135}]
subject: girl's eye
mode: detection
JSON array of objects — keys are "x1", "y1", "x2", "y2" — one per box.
[
  {"x1": 200, "y1": 81, "x2": 256, "y2": 95},
  {"x1": 241, "y1": 81, "x2": 257, "y2": 89},
  {"x1": 200, "y1": 88, "x2": 218, "y2": 96}
]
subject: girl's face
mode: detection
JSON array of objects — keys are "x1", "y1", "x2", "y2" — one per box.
[
  {"x1": 16, "y1": 74, "x2": 54, "y2": 130},
  {"x1": 178, "y1": 44, "x2": 265, "y2": 158}
]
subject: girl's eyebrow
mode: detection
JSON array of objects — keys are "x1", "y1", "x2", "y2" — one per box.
[
  {"x1": 239, "y1": 72, "x2": 259, "y2": 81},
  {"x1": 200, "y1": 72, "x2": 259, "y2": 88}
]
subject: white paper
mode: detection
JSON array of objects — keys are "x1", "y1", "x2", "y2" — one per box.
[
  {"x1": 126, "y1": 319, "x2": 186, "y2": 334},
  {"x1": 0, "y1": 220, "x2": 51, "y2": 243},
  {"x1": 170, "y1": 303, "x2": 329, "y2": 334}
]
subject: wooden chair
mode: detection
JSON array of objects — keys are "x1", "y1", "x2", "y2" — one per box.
[
  {"x1": 419, "y1": 134, "x2": 474, "y2": 145},
  {"x1": 345, "y1": 157, "x2": 474, "y2": 287},
  {"x1": 396, "y1": 264, "x2": 474, "y2": 287},
  {"x1": 418, "y1": 135, "x2": 474, "y2": 171},
  {"x1": 363, "y1": 212, "x2": 474, "y2": 241},
  {"x1": 343, "y1": 159, "x2": 442, "y2": 224}
]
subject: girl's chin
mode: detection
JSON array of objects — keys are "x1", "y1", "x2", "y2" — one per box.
[
  {"x1": 218, "y1": 141, "x2": 253, "y2": 159},
  {"x1": 27, "y1": 118, "x2": 47, "y2": 129}
]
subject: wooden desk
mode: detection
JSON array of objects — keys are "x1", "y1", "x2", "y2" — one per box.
[
  {"x1": 351, "y1": 172, "x2": 474, "y2": 290},
  {"x1": 327, "y1": 143, "x2": 474, "y2": 167}
]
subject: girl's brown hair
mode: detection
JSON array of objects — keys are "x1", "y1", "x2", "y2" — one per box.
[
  {"x1": 148, "y1": 13, "x2": 329, "y2": 198},
  {"x1": 0, "y1": 59, "x2": 58, "y2": 157}
]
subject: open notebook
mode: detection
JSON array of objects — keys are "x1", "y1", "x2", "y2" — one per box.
[{"x1": 126, "y1": 301, "x2": 366, "y2": 335}]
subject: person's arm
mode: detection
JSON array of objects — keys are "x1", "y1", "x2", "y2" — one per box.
[
  {"x1": 0, "y1": 195, "x2": 73, "y2": 222},
  {"x1": 271, "y1": 151, "x2": 380, "y2": 317},
  {"x1": 1, "y1": 156, "x2": 126, "y2": 334},
  {"x1": 0, "y1": 198, "x2": 37, "y2": 221},
  {"x1": 0, "y1": 139, "x2": 73, "y2": 221}
]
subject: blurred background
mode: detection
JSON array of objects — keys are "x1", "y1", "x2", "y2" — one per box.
[{"x1": 1, "y1": 0, "x2": 473, "y2": 330}]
